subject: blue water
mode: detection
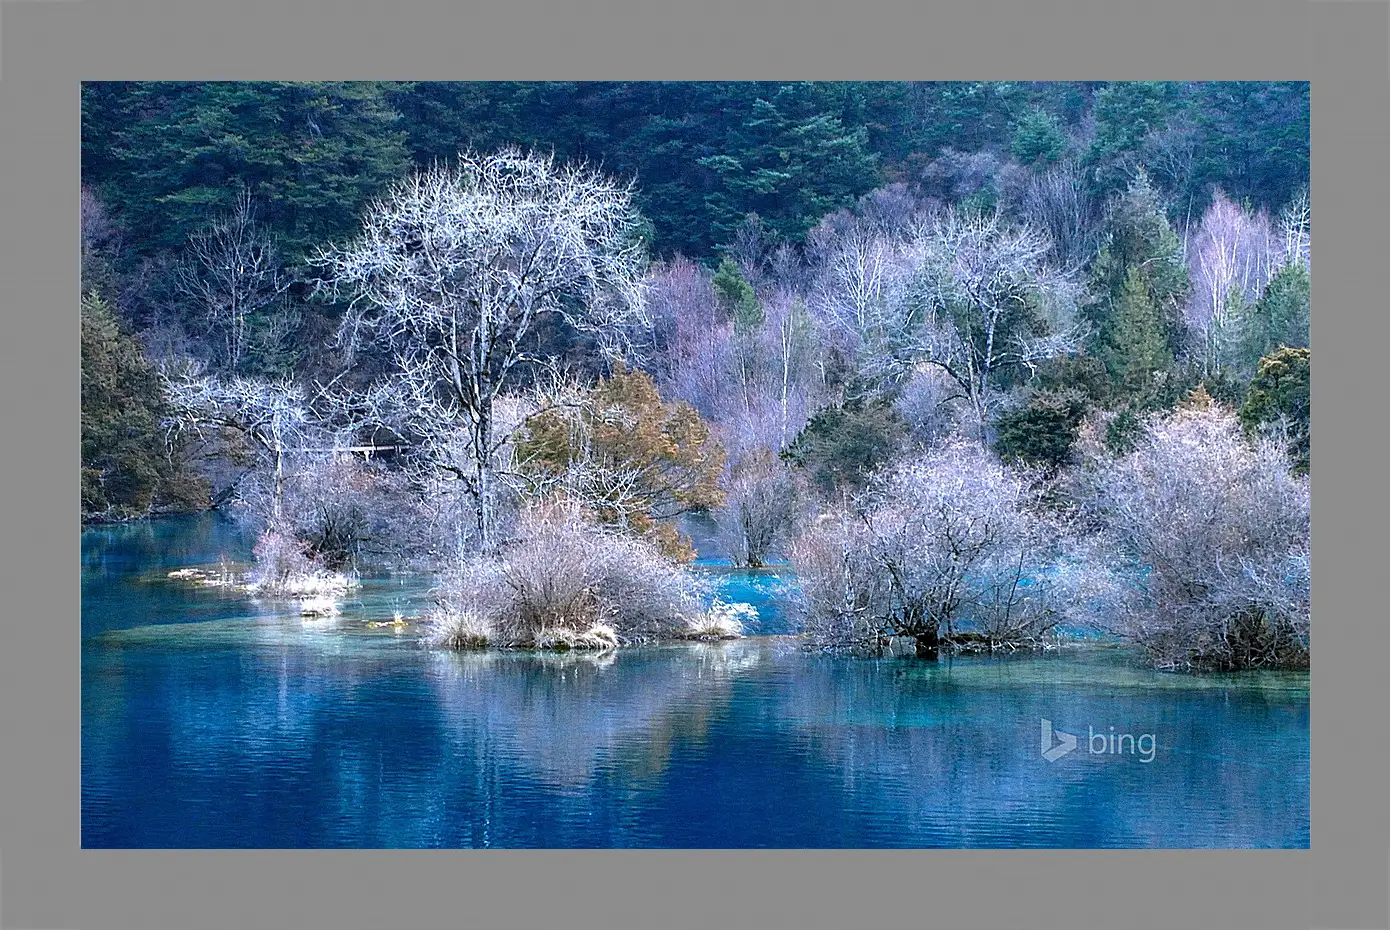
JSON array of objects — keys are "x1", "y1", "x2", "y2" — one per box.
[{"x1": 82, "y1": 514, "x2": 1310, "y2": 849}]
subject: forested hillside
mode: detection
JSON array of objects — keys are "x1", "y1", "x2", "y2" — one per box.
[{"x1": 84, "y1": 81, "x2": 1307, "y2": 263}]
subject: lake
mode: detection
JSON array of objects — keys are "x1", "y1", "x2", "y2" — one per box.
[{"x1": 82, "y1": 514, "x2": 1309, "y2": 848}]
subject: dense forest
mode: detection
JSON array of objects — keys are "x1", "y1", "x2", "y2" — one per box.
[{"x1": 80, "y1": 81, "x2": 1310, "y2": 671}]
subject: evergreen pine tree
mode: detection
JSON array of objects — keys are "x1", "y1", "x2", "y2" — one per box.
[
  {"x1": 1086, "y1": 171, "x2": 1189, "y2": 400},
  {"x1": 1240, "y1": 347, "x2": 1310, "y2": 473}
]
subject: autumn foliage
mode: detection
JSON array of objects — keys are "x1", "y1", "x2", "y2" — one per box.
[{"x1": 517, "y1": 365, "x2": 726, "y2": 559}]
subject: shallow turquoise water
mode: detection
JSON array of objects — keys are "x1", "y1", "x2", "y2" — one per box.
[{"x1": 82, "y1": 514, "x2": 1309, "y2": 848}]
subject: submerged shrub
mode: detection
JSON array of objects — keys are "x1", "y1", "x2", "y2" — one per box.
[
  {"x1": 715, "y1": 450, "x2": 804, "y2": 568},
  {"x1": 283, "y1": 454, "x2": 396, "y2": 570},
  {"x1": 791, "y1": 440, "x2": 1068, "y2": 657},
  {"x1": 1081, "y1": 402, "x2": 1309, "y2": 670}
]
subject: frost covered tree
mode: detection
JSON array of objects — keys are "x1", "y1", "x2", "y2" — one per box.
[
  {"x1": 160, "y1": 364, "x2": 373, "y2": 594},
  {"x1": 318, "y1": 150, "x2": 650, "y2": 553},
  {"x1": 761, "y1": 295, "x2": 818, "y2": 450},
  {"x1": 1276, "y1": 186, "x2": 1311, "y2": 270},
  {"x1": 879, "y1": 210, "x2": 1085, "y2": 445},
  {"x1": 807, "y1": 204, "x2": 1083, "y2": 445},
  {"x1": 791, "y1": 440, "x2": 1068, "y2": 658},
  {"x1": 645, "y1": 256, "x2": 724, "y2": 403},
  {"x1": 1080, "y1": 399, "x2": 1310, "y2": 669},
  {"x1": 1184, "y1": 190, "x2": 1279, "y2": 377},
  {"x1": 716, "y1": 449, "x2": 804, "y2": 568},
  {"x1": 174, "y1": 188, "x2": 291, "y2": 373},
  {"x1": 806, "y1": 205, "x2": 921, "y2": 352},
  {"x1": 160, "y1": 364, "x2": 324, "y2": 524}
]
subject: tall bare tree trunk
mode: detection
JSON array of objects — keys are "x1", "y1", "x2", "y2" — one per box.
[
  {"x1": 271, "y1": 410, "x2": 285, "y2": 524},
  {"x1": 474, "y1": 395, "x2": 494, "y2": 554}
]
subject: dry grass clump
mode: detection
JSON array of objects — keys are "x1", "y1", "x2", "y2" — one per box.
[
  {"x1": 430, "y1": 608, "x2": 492, "y2": 649},
  {"x1": 533, "y1": 622, "x2": 621, "y2": 651},
  {"x1": 426, "y1": 505, "x2": 705, "y2": 651},
  {"x1": 298, "y1": 595, "x2": 341, "y2": 618},
  {"x1": 246, "y1": 528, "x2": 359, "y2": 619},
  {"x1": 683, "y1": 602, "x2": 753, "y2": 640}
]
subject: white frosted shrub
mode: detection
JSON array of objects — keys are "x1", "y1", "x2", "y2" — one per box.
[{"x1": 1080, "y1": 403, "x2": 1310, "y2": 670}]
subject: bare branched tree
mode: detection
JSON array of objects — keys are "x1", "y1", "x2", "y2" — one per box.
[
  {"x1": 873, "y1": 210, "x2": 1085, "y2": 445},
  {"x1": 1021, "y1": 162, "x2": 1103, "y2": 276},
  {"x1": 1183, "y1": 190, "x2": 1279, "y2": 376},
  {"x1": 726, "y1": 212, "x2": 773, "y2": 285},
  {"x1": 762, "y1": 294, "x2": 818, "y2": 450},
  {"x1": 175, "y1": 188, "x2": 290, "y2": 372},
  {"x1": 854, "y1": 183, "x2": 932, "y2": 236},
  {"x1": 645, "y1": 257, "x2": 721, "y2": 389},
  {"x1": 808, "y1": 205, "x2": 1084, "y2": 444},
  {"x1": 1077, "y1": 401, "x2": 1310, "y2": 670},
  {"x1": 807, "y1": 211, "x2": 921, "y2": 346},
  {"x1": 1140, "y1": 121, "x2": 1199, "y2": 220},
  {"x1": 715, "y1": 450, "x2": 805, "y2": 568},
  {"x1": 791, "y1": 440, "x2": 1068, "y2": 658},
  {"x1": 893, "y1": 364, "x2": 971, "y2": 444},
  {"x1": 1277, "y1": 186, "x2": 1311, "y2": 270},
  {"x1": 160, "y1": 362, "x2": 343, "y2": 525},
  {"x1": 316, "y1": 150, "x2": 650, "y2": 554},
  {"x1": 645, "y1": 257, "x2": 823, "y2": 467},
  {"x1": 766, "y1": 242, "x2": 805, "y2": 296}
]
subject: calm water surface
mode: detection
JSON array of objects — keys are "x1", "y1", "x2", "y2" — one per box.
[{"x1": 82, "y1": 515, "x2": 1309, "y2": 848}]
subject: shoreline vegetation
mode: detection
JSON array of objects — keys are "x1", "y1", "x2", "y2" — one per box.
[
  {"x1": 126, "y1": 556, "x2": 1310, "y2": 684},
  {"x1": 81, "y1": 83, "x2": 1310, "y2": 673},
  {"x1": 150, "y1": 560, "x2": 1096, "y2": 658}
]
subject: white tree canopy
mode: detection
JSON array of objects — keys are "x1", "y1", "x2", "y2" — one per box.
[
  {"x1": 811, "y1": 207, "x2": 1085, "y2": 444},
  {"x1": 315, "y1": 150, "x2": 651, "y2": 553},
  {"x1": 175, "y1": 187, "x2": 290, "y2": 372}
]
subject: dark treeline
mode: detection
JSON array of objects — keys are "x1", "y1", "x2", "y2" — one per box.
[
  {"x1": 80, "y1": 82, "x2": 1310, "y2": 670},
  {"x1": 84, "y1": 81, "x2": 1307, "y2": 261}
]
